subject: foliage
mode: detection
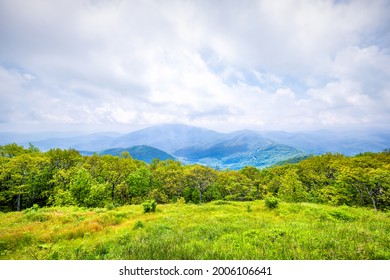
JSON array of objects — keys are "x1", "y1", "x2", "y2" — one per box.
[
  {"x1": 0, "y1": 144, "x2": 389, "y2": 261},
  {"x1": 142, "y1": 200, "x2": 157, "y2": 213},
  {"x1": 264, "y1": 197, "x2": 279, "y2": 209},
  {"x1": 127, "y1": 167, "x2": 152, "y2": 201},
  {"x1": 133, "y1": 220, "x2": 144, "y2": 230},
  {"x1": 0, "y1": 144, "x2": 389, "y2": 211},
  {"x1": 176, "y1": 197, "x2": 186, "y2": 204}
]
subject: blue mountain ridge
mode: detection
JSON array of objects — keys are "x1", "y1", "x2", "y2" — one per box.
[
  {"x1": 80, "y1": 145, "x2": 175, "y2": 163},
  {"x1": 2, "y1": 123, "x2": 389, "y2": 169}
]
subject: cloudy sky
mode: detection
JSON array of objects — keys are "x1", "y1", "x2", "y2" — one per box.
[{"x1": 1, "y1": 0, "x2": 390, "y2": 133}]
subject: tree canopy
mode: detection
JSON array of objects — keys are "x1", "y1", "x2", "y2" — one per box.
[{"x1": 0, "y1": 144, "x2": 389, "y2": 212}]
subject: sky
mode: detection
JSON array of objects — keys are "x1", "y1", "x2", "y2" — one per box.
[{"x1": 0, "y1": 0, "x2": 390, "y2": 133}]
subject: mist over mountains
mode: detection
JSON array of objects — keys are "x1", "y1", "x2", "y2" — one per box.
[
  {"x1": 262, "y1": 129, "x2": 390, "y2": 156},
  {"x1": 1, "y1": 124, "x2": 389, "y2": 169}
]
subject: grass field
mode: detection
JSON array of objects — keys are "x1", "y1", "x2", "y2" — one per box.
[{"x1": 0, "y1": 201, "x2": 389, "y2": 260}]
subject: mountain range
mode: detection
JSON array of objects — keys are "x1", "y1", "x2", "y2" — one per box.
[
  {"x1": 1, "y1": 124, "x2": 389, "y2": 169},
  {"x1": 80, "y1": 145, "x2": 175, "y2": 163}
]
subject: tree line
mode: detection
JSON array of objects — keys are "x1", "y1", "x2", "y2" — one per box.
[{"x1": 0, "y1": 143, "x2": 389, "y2": 212}]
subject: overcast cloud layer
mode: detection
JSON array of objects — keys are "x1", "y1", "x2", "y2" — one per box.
[{"x1": 1, "y1": 0, "x2": 390, "y2": 133}]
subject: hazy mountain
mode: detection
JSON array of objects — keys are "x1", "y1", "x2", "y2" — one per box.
[
  {"x1": 174, "y1": 130, "x2": 305, "y2": 169},
  {"x1": 109, "y1": 124, "x2": 224, "y2": 153},
  {"x1": 1, "y1": 123, "x2": 389, "y2": 169},
  {"x1": 174, "y1": 130, "x2": 271, "y2": 160},
  {"x1": 81, "y1": 145, "x2": 175, "y2": 163},
  {"x1": 0, "y1": 131, "x2": 95, "y2": 146},
  {"x1": 27, "y1": 134, "x2": 118, "y2": 151},
  {"x1": 262, "y1": 130, "x2": 390, "y2": 156},
  {"x1": 0, "y1": 131, "x2": 123, "y2": 151},
  {"x1": 73, "y1": 126, "x2": 306, "y2": 169}
]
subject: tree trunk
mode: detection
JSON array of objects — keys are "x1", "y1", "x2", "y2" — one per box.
[
  {"x1": 17, "y1": 194, "x2": 21, "y2": 211},
  {"x1": 354, "y1": 185, "x2": 363, "y2": 206},
  {"x1": 370, "y1": 195, "x2": 377, "y2": 211},
  {"x1": 364, "y1": 187, "x2": 378, "y2": 211}
]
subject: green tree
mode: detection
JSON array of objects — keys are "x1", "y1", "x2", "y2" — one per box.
[
  {"x1": 296, "y1": 153, "x2": 345, "y2": 203},
  {"x1": 1, "y1": 153, "x2": 49, "y2": 211},
  {"x1": 0, "y1": 156, "x2": 12, "y2": 211},
  {"x1": 84, "y1": 155, "x2": 138, "y2": 204},
  {"x1": 127, "y1": 166, "x2": 152, "y2": 203},
  {"x1": 49, "y1": 188, "x2": 75, "y2": 206},
  {"x1": 216, "y1": 170, "x2": 252, "y2": 201},
  {"x1": 372, "y1": 165, "x2": 390, "y2": 210},
  {"x1": 46, "y1": 148, "x2": 83, "y2": 170},
  {"x1": 184, "y1": 165, "x2": 216, "y2": 203},
  {"x1": 151, "y1": 159, "x2": 185, "y2": 202},
  {"x1": 48, "y1": 167, "x2": 78, "y2": 206},
  {"x1": 278, "y1": 168, "x2": 308, "y2": 202},
  {"x1": 367, "y1": 167, "x2": 390, "y2": 210},
  {"x1": 69, "y1": 167, "x2": 93, "y2": 206},
  {"x1": 337, "y1": 157, "x2": 378, "y2": 209},
  {"x1": 0, "y1": 143, "x2": 28, "y2": 158},
  {"x1": 239, "y1": 166, "x2": 263, "y2": 200},
  {"x1": 84, "y1": 182, "x2": 110, "y2": 208}
]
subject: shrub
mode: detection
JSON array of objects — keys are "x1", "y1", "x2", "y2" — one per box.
[
  {"x1": 105, "y1": 203, "x2": 116, "y2": 210},
  {"x1": 142, "y1": 200, "x2": 157, "y2": 213},
  {"x1": 176, "y1": 197, "x2": 186, "y2": 204},
  {"x1": 329, "y1": 209, "x2": 355, "y2": 221},
  {"x1": 133, "y1": 220, "x2": 144, "y2": 230},
  {"x1": 24, "y1": 204, "x2": 40, "y2": 213},
  {"x1": 212, "y1": 200, "x2": 231, "y2": 205},
  {"x1": 265, "y1": 197, "x2": 279, "y2": 209}
]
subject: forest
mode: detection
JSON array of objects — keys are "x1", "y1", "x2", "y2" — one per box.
[{"x1": 1, "y1": 143, "x2": 389, "y2": 212}]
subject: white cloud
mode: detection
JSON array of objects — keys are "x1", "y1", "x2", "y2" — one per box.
[{"x1": 0, "y1": 0, "x2": 389, "y2": 132}]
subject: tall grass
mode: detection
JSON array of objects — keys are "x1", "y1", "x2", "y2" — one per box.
[{"x1": 0, "y1": 201, "x2": 389, "y2": 260}]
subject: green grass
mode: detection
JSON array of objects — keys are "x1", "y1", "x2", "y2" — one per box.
[{"x1": 0, "y1": 201, "x2": 389, "y2": 260}]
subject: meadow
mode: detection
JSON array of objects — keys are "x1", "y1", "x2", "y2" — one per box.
[{"x1": 1, "y1": 200, "x2": 389, "y2": 260}]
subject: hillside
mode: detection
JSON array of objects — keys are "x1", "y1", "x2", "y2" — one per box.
[
  {"x1": 175, "y1": 130, "x2": 304, "y2": 169},
  {"x1": 95, "y1": 145, "x2": 175, "y2": 163},
  {"x1": 82, "y1": 127, "x2": 306, "y2": 169},
  {"x1": 1, "y1": 201, "x2": 389, "y2": 260}
]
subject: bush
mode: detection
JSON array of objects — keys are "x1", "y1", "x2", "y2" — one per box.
[
  {"x1": 24, "y1": 204, "x2": 40, "y2": 213},
  {"x1": 329, "y1": 209, "x2": 355, "y2": 221},
  {"x1": 142, "y1": 200, "x2": 157, "y2": 213},
  {"x1": 105, "y1": 203, "x2": 116, "y2": 210},
  {"x1": 265, "y1": 197, "x2": 279, "y2": 209},
  {"x1": 133, "y1": 220, "x2": 144, "y2": 230},
  {"x1": 212, "y1": 200, "x2": 231, "y2": 205},
  {"x1": 176, "y1": 197, "x2": 186, "y2": 204}
]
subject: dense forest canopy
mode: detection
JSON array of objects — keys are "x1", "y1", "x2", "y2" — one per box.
[{"x1": 0, "y1": 143, "x2": 389, "y2": 212}]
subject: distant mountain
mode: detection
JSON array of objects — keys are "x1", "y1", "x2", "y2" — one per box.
[
  {"x1": 26, "y1": 134, "x2": 117, "y2": 151},
  {"x1": 0, "y1": 132, "x2": 122, "y2": 151},
  {"x1": 0, "y1": 131, "x2": 100, "y2": 146},
  {"x1": 175, "y1": 130, "x2": 272, "y2": 160},
  {"x1": 2, "y1": 123, "x2": 389, "y2": 169},
  {"x1": 109, "y1": 124, "x2": 224, "y2": 153},
  {"x1": 262, "y1": 130, "x2": 390, "y2": 156},
  {"x1": 81, "y1": 145, "x2": 175, "y2": 163},
  {"x1": 174, "y1": 130, "x2": 305, "y2": 169},
  {"x1": 273, "y1": 155, "x2": 312, "y2": 166}
]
